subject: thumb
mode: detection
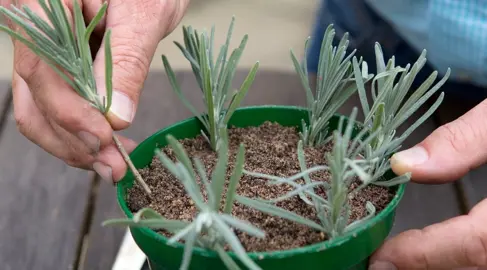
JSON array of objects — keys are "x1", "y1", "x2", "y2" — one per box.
[
  {"x1": 92, "y1": 0, "x2": 169, "y2": 130},
  {"x1": 390, "y1": 100, "x2": 487, "y2": 183},
  {"x1": 369, "y1": 200, "x2": 487, "y2": 269}
]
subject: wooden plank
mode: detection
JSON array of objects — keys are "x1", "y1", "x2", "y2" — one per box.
[
  {"x1": 81, "y1": 70, "x2": 462, "y2": 268},
  {"x1": 0, "y1": 81, "x2": 93, "y2": 270}
]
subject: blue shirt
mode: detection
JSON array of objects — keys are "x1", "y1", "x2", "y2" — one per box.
[
  {"x1": 366, "y1": 0, "x2": 487, "y2": 87},
  {"x1": 308, "y1": 0, "x2": 487, "y2": 88}
]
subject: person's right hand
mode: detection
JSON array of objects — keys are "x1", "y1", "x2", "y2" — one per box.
[
  {"x1": 4, "y1": 0, "x2": 189, "y2": 183},
  {"x1": 369, "y1": 98, "x2": 487, "y2": 269}
]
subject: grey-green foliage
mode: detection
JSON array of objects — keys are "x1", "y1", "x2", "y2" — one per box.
[
  {"x1": 162, "y1": 17, "x2": 259, "y2": 152},
  {"x1": 239, "y1": 108, "x2": 378, "y2": 239},
  {"x1": 290, "y1": 24, "x2": 373, "y2": 147},
  {"x1": 0, "y1": 0, "x2": 113, "y2": 113},
  {"x1": 104, "y1": 131, "x2": 264, "y2": 270},
  {"x1": 352, "y1": 43, "x2": 450, "y2": 186}
]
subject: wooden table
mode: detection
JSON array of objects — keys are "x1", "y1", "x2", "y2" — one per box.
[{"x1": 0, "y1": 70, "x2": 484, "y2": 270}]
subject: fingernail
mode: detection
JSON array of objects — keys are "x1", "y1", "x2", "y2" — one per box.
[
  {"x1": 93, "y1": 162, "x2": 113, "y2": 183},
  {"x1": 391, "y1": 146, "x2": 429, "y2": 167},
  {"x1": 78, "y1": 131, "x2": 100, "y2": 153},
  {"x1": 109, "y1": 91, "x2": 135, "y2": 122},
  {"x1": 369, "y1": 261, "x2": 397, "y2": 270}
]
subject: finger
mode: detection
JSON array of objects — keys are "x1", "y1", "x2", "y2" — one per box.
[
  {"x1": 390, "y1": 100, "x2": 487, "y2": 183},
  {"x1": 92, "y1": 0, "x2": 189, "y2": 130},
  {"x1": 81, "y1": 0, "x2": 105, "y2": 33},
  {"x1": 160, "y1": 0, "x2": 190, "y2": 37},
  {"x1": 12, "y1": 71, "x2": 94, "y2": 168},
  {"x1": 17, "y1": 55, "x2": 114, "y2": 151},
  {"x1": 93, "y1": 135, "x2": 138, "y2": 183},
  {"x1": 81, "y1": 0, "x2": 105, "y2": 56},
  {"x1": 369, "y1": 200, "x2": 487, "y2": 269},
  {"x1": 10, "y1": 0, "x2": 115, "y2": 152}
]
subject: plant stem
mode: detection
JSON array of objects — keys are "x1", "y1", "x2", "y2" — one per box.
[{"x1": 112, "y1": 134, "x2": 152, "y2": 195}]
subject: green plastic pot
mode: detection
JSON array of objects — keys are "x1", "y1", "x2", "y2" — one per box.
[{"x1": 116, "y1": 105, "x2": 406, "y2": 270}]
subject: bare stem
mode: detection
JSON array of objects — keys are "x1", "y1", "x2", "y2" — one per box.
[{"x1": 112, "y1": 134, "x2": 152, "y2": 195}]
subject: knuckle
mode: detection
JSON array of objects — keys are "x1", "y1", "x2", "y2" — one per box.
[
  {"x1": 62, "y1": 144, "x2": 94, "y2": 168},
  {"x1": 131, "y1": 0, "x2": 167, "y2": 24},
  {"x1": 437, "y1": 120, "x2": 471, "y2": 155},
  {"x1": 64, "y1": 155, "x2": 88, "y2": 168},
  {"x1": 158, "y1": 0, "x2": 177, "y2": 23},
  {"x1": 467, "y1": 219, "x2": 487, "y2": 266},
  {"x1": 49, "y1": 97, "x2": 111, "y2": 141},
  {"x1": 14, "y1": 110, "x2": 31, "y2": 136},
  {"x1": 111, "y1": 41, "x2": 148, "y2": 97},
  {"x1": 160, "y1": 0, "x2": 189, "y2": 32},
  {"x1": 144, "y1": 0, "x2": 166, "y2": 22},
  {"x1": 51, "y1": 103, "x2": 82, "y2": 131},
  {"x1": 14, "y1": 48, "x2": 41, "y2": 85},
  {"x1": 411, "y1": 229, "x2": 432, "y2": 268}
]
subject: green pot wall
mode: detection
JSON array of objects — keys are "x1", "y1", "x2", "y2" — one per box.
[{"x1": 116, "y1": 105, "x2": 406, "y2": 270}]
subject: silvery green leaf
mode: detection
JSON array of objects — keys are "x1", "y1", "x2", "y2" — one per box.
[
  {"x1": 155, "y1": 149, "x2": 181, "y2": 178},
  {"x1": 212, "y1": 217, "x2": 262, "y2": 270},
  {"x1": 168, "y1": 223, "x2": 196, "y2": 245},
  {"x1": 266, "y1": 182, "x2": 327, "y2": 205},
  {"x1": 215, "y1": 244, "x2": 242, "y2": 270},
  {"x1": 316, "y1": 202, "x2": 331, "y2": 232},
  {"x1": 345, "y1": 201, "x2": 376, "y2": 233},
  {"x1": 193, "y1": 158, "x2": 214, "y2": 206},
  {"x1": 101, "y1": 218, "x2": 188, "y2": 232},
  {"x1": 353, "y1": 57, "x2": 370, "y2": 117},
  {"x1": 165, "y1": 18, "x2": 256, "y2": 151},
  {"x1": 180, "y1": 228, "x2": 198, "y2": 270},
  {"x1": 161, "y1": 55, "x2": 208, "y2": 130},
  {"x1": 344, "y1": 158, "x2": 371, "y2": 183},
  {"x1": 243, "y1": 166, "x2": 330, "y2": 206},
  {"x1": 335, "y1": 215, "x2": 348, "y2": 236},
  {"x1": 194, "y1": 212, "x2": 213, "y2": 233},
  {"x1": 395, "y1": 92, "x2": 445, "y2": 142},
  {"x1": 175, "y1": 163, "x2": 207, "y2": 211},
  {"x1": 373, "y1": 172, "x2": 411, "y2": 186},
  {"x1": 210, "y1": 138, "x2": 229, "y2": 211},
  {"x1": 166, "y1": 135, "x2": 196, "y2": 179},
  {"x1": 297, "y1": 140, "x2": 315, "y2": 205},
  {"x1": 374, "y1": 43, "x2": 386, "y2": 75},
  {"x1": 243, "y1": 165, "x2": 328, "y2": 185},
  {"x1": 361, "y1": 60, "x2": 369, "y2": 78},
  {"x1": 219, "y1": 214, "x2": 265, "y2": 238},
  {"x1": 224, "y1": 62, "x2": 259, "y2": 124},
  {"x1": 236, "y1": 195, "x2": 325, "y2": 232},
  {"x1": 294, "y1": 24, "x2": 358, "y2": 146},
  {"x1": 392, "y1": 76, "x2": 448, "y2": 132},
  {"x1": 224, "y1": 143, "x2": 245, "y2": 214},
  {"x1": 133, "y1": 208, "x2": 164, "y2": 222},
  {"x1": 291, "y1": 47, "x2": 314, "y2": 108}
]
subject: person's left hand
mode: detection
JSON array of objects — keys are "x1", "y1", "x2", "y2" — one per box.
[
  {"x1": 368, "y1": 100, "x2": 487, "y2": 269},
  {"x1": 4, "y1": 0, "x2": 189, "y2": 183}
]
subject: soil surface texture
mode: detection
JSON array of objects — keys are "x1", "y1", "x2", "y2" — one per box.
[{"x1": 126, "y1": 121, "x2": 394, "y2": 252}]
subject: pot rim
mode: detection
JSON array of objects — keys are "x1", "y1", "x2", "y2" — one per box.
[{"x1": 116, "y1": 105, "x2": 406, "y2": 260}]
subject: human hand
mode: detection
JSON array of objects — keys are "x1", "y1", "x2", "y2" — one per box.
[
  {"x1": 4, "y1": 0, "x2": 189, "y2": 183},
  {"x1": 369, "y1": 101, "x2": 487, "y2": 269}
]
